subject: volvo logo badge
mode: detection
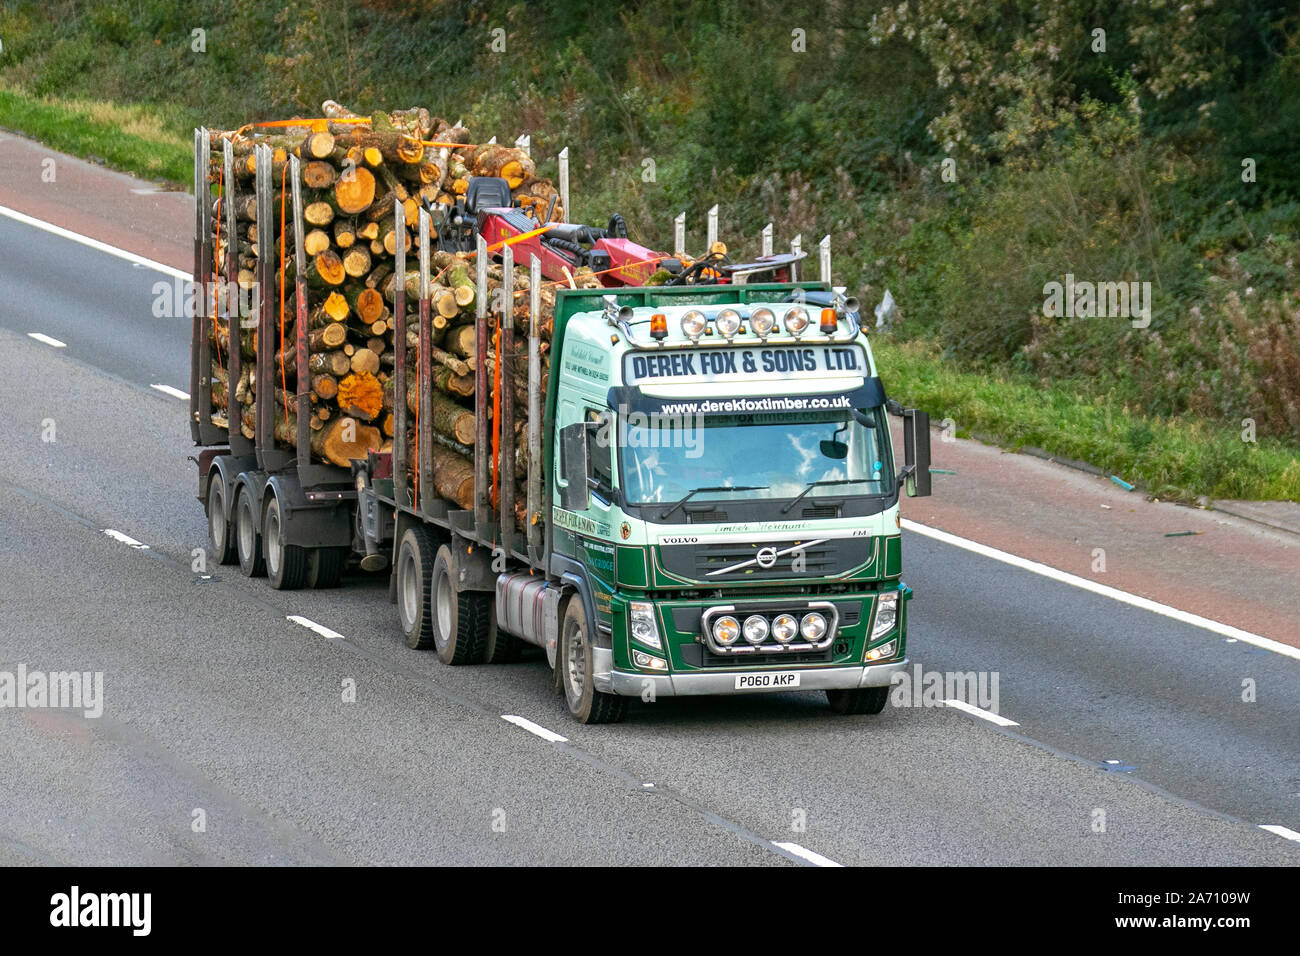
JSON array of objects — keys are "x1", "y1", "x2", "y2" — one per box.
[{"x1": 755, "y1": 547, "x2": 778, "y2": 569}]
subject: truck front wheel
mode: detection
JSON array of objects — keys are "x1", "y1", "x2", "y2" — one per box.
[
  {"x1": 431, "y1": 545, "x2": 490, "y2": 665},
  {"x1": 826, "y1": 686, "x2": 889, "y2": 715},
  {"x1": 234, "y1": 488, "x2": 266, "y2": 578},
  {"x1": 561, "y1": 599, "x2": 626, "y2": 724}
]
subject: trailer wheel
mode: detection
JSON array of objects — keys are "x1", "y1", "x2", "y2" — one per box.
[
  {"x1": 263, "y1": 495, "x2": 308, "y2": 590},
  {"x1": 395, "y1": 527, "x2": 437, "y2": 649},
  {"x1": 234, "y1": 488, "x2": 266, "y2": 577},
  {"x1": 561, "y1": 599, "x2": 626, "y2": 724},
  {"x1": 306, "y1": 547, "x2": 347, "y2": 589},
  {"x1": 825, "y1": 687, "x2": 889, "y2": 715},
  {"x1": 431, "y1": 545, "x2": 490, "y2": 665},
  {"x1": 205, "y1": 476, "x2": 237, "y2": 566}
]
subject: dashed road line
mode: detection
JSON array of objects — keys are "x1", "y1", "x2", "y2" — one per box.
[
  {"x1": 501, "y1": 715, "x2": 569, "y2": 743},
  {"x1": 903, "y1": 518, "x2": 1300, "y2": 662},
  {"x1": 1258, "y1": 824, "x2": 1300, "y2": 843},
  {"x1": 150, "y1": 383, "x2": 190, "y2": 400},
  {"x1": 942, "y1": 698, "x2": 1020, "y2": 727},
  {"x1": 102, "y1": 529, "x2": 149, "y2": 549},
  {"x1": 287, "y1": 615, "x2": 345, "y2": 640},
  {"x1": 27, "y1": 332, "x2": 66, "y2": 348},
  {"x1": 774, "y1": 842, "x2": 844, "y2": 867}
]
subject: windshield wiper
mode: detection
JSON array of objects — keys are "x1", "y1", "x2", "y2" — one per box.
[
  {"x1": 780, "y1": 478, "x2": 875, "y2": 514},
  {"x1": 658, "y1": 485, "x2": 768, "y2": 521}
]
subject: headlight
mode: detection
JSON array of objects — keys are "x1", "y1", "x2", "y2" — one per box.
[
  {"x1": 714, "y1": 308, "x2": 741, "y2": 338},
  {"x1": 865, "y1": 640, "x2": 896, "y2": 662},
  {"x1": 800, "y1": 612, "x2": 827, "y2": 641},
  {"x1": 783, "y1": 307, "x2": 809, "y2": 336},
  {"x1": 680, "y1": 310, "x2": 706, "y2": 340},
  {"x1": 633, "y1": 649, "x2": 668, "y2": 670},
  {"x1": 749, "y1": 307, "x2": 776, "y2": 338},
  {"x1": 630, "y1": 601, "x2": 662, "y2": 650},
  {"x1": 871, "y1": 592, "x2": 898, "y2": 640},
  {"x1": 771, "y1": 613, "x2": 798, "y2": 643},
  {"x1": 742, "y1": 615, "x2": 769, "y2": 644},
  {"x1": 713, "y1": 614, "x2": 741, "y2": 646}
]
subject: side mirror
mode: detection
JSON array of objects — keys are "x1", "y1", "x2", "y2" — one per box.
[
  {"x1": 901, "y1": 409, "x2": 931, "y2": 497},
  {"x1": 558, "y1": 422, "x2": 590, "y2": 511}
]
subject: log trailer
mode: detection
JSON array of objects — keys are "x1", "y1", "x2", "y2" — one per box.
[{"x1": 190, "y1": 134, "x2": 932, "y2": 723}]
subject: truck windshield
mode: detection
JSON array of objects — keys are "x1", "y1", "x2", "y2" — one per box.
[{"x1": 618, "y1": 406, "x2": 893, "y2": 509}]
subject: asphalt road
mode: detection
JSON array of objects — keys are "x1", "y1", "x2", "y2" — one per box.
[{"x1": 0, "y1": 213, "x2": 1297, "y2": 865}]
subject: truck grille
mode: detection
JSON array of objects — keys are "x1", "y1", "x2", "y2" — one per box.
[{"x1": 657, "y1": 536, "x2": 873, "y2": 582}]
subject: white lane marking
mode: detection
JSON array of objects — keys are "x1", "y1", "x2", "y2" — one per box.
[
  {"x1": 150, "y1": 384, "x2": 190, "y2": 400},
  {"x1": 27, "y1": 332, "x2": 66, "y2": 348},
  {"x1": 1259, "y1": 824, "x2": 1300, "y2": 843},
  {"x1": 774, "y1": 842, "x2": 844, "y2": 867},
  {"x1": 286, "y1": 615, "x2": 344, "y2": 640},
  {"x1": 102, "y1": 529, "x2": 149, "y2": 549},
  {"x1": 903, "y1": 519, "x2": 1300, "y2": 662},
  {"x1": 0, "y1": 204, "x2": 191, "y2": 281},
  {"x1": 942, "y1": 698, "x2": 1020, "y2": 727},
  {"x1": 501, "y1": 715, "x2": 569, "y2": 743}
]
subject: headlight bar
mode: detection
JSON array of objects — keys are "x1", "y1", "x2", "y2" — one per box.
[{"x1": 700, "y1": 601, "x2": 839, "y2": 655}]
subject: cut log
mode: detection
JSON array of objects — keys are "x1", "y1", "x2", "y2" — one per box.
[
  {"x1": 304, "y1": 229, "x2": 332, "y2": 256},
  {"x1": 337, "y1": 371, "x2": 384, "y2": 419},
  {"x1": 309, "y1": 349, "x2": 352, "y2": 378},
  {"x1": 305, "y1": 129, "x2": 336, "y2": 159},
  {"x1": 333, "y1": 218, "x2": 356, "y2": 249},
  {"x1": 349, "y1": 347, "x2": 380, "y2": 376},
  {"x1": 430, "y1": 284, "x2": 459, "y2": 319},
  {"x1": 307, "y1": 323, "x2": 347, "y2": 351},
  {"x1": 311, "y1": 373, "x2": 338, "y2": 400},
  {"x1": 352, "y1": 287, "x2": 386, "y2": 324},
  {"x1": 342, "y1": 245, "x2": 372, "y2": 278},
  {"x1": 335, "y1": 167, "x2": 376, "y2": 215},
  {"x1": 312, "y1": 416, "x2": 381, "y2": 467},
  {"x1": 309, "y1": 291, "x2": 350, "y2": 326},
  {"x1": 432, "y1": 446, "x2": 475, "y2": 510},
  {"x1": 433, "y1": 365, "x2": 475, "y2": 397},
  {"x1": 304, "y1": 201, "x2": 334, "y2": 227},
  {"x1": 445, "y1": 323, "x2": 477, "y2": 360},
  {"x1": 307, "y1": 250, "x2": 346, "y2": 287},
  {"x1": 302, "y1": 161, "x2": 337, "y2": 189}
]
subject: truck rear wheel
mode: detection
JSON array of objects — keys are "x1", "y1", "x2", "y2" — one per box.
[
  {"x1": 306, "y1": 547, "x2": 347, "y2": 589},
  {"x1": 485, "y1": 607, "x2": 522, "y2": 664},
  {"x1": 561, "y1": 599, "x2": 626, "y2": 724},
  {"x1": 205, "y1": 475, "x2": 237, "y2": 566},
  {"x1": 234, "y1": 488, "x2": 266, "y2": 578},
  {"x1": 826, "y1": 686, "x2": 889, "y2": 715},
  {"x1": 431, "y1": 544, "x2": 490, "y2": 665},
  {"x1": 395, "y1": 527, "x2": 437, "y2": 649},
  {"x1": 263, "y1": 495, "x2": 308, "y2": 590}
]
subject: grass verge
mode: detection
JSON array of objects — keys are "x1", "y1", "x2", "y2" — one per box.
[
  {"x1": 872, "y1": 338, "x2": 1300, "y2": 502},
  {"x1": 0, "y1": 83, "x2": 190, "y2": 185}
]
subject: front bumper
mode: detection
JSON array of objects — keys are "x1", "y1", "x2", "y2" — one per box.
[{"x1": 593, "y1": 648, "x2": 908, "y2": 697}]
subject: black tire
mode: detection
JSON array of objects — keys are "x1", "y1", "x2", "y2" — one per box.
[
  {"x1": 431, "y1": 545, "x2": 490, "y2": 665},
  {"x1": 826, "y1": 686, "x2": 889, "y2": 715},
  {"x1": 205, "y1": 475, "x2": 237, "y2": 566},
  {"x1": 561, "y1": 598, "x2": 626, "y2": 724},
  {"x1": 484, "y1": 604, "x2": 523, "y2": 664},
  {"x1": 234, "y1": 488, "x2": 266, "y2": 578},
  {"x1": 395, "y1": 527, "x2": 437, "y2": 650},
  {"x1": 263, "y1": 495, "x2": 308, "y2": 590},
  {"x1": 306, "y1": 546, "x2": 347, "y2": 589}
]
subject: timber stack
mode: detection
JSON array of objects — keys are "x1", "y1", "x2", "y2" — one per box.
[{"x1": 203, "y1": 100, "x2": 598, "y2": 527}]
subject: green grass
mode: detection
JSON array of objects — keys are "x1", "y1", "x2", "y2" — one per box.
[
  {"x1": 872, "y1": 338, "x2": 1300, "y2": 502},
  {"x1": 0, "y1": 84, "x2": 190, "y2": 184}
]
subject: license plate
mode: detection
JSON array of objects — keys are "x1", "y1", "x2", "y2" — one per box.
[{"x1": 734, "y1": 671, "x2": 801, "y2": 690}]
